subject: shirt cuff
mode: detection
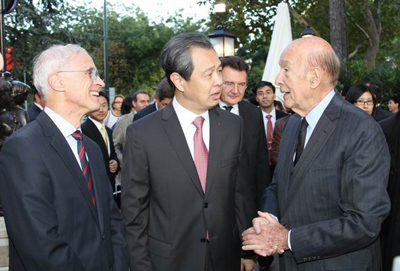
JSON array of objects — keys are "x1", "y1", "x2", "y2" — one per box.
[{"x1": 288, "y1": 230, "x2": 292, "y2": 251}]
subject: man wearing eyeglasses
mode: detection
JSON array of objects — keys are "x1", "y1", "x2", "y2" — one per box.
[
  {"x1": 219, "y1": 56, "x2": 272, "y2": 271},
  {"x1": 0, "y1": 44, "x2": 128, "y2": 271}
]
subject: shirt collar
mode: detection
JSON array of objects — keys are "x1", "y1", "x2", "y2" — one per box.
[
  {"x1": 305, "y1": 90, "x2": 335, "y2": 130},
  {"x1": 173, "y1": 97, "x2": 209, "y2": 128},
  {"x1": 88, "y1": 116, "x2": 104, "y2": 131},
  {"x1": 34, "y1": 102, "x2": 44, "y2": 110},
  {"x1": 218, "y1": 100, "x2": 238, "y2": 111},
  {"x1": 44, "y1": 107, "x2": 78, "y2": 138}
]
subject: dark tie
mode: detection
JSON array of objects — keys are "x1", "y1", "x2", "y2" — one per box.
[
  {"x1": 71, "y1": 131, "x2": 96, "y2": 205},
  {"x1": 294, "y1": 118, "x2": 308, "y2": 166},
  {"x1": 223, "y1": 105, "x2": 233, "y2": 112},
  {"x1": 193, "y1": 117, "x2": 208, "y2": 192}
]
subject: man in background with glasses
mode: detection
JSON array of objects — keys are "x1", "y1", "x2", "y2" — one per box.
[
  {"x1": 0, "y1": 44, "x2": 128, "y2": 271},
  {"x1": 219, "y1": 56, "x2": 272, "y2": 271}
]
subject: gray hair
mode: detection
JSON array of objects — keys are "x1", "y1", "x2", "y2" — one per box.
[
  {"x1": 160, "y1": 32, "x2": 214, "y2": 88},
  {"x1": 33, "y1": 44, "x2": 90, "y2": 100}
]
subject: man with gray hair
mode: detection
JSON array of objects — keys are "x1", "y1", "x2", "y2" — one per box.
[
  {"x1": 242, "y1": 37, "x2": 390, "y2": 270},
  {"x1": 122, "y1": 32, "x2": 256, "y2": 271},
  {"x1": 0, "y1": 44, "x2": 128, "y2": 271}
]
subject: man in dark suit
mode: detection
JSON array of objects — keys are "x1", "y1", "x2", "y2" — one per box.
[
  {"x1": 219, "y1": 56, "x2": 271, "y2": 207},
  {"x1": 219, "y1": 57, "x2": 271, "y2": 270},
  {"x1": 0, "y1": 44, "x2": 128, "y2": 271},
  {"x1": 133, "y1": 77, "x2": 174, "y2": 122},
  {"x1": 122, "y1": 32, "x2": 256, "y2": 271},
  {"x1": 242, "y1": 37, "x2": 390, "y2": 270},
  {"x1": 27, "y1": 88, "x2": 45, "y2": 122},
  {"x1": 82, "y1": 91, "x2": 120, "y2": 207},
  {"x1": 379, "y1": 112, "x2": 400, "y2": 271}
]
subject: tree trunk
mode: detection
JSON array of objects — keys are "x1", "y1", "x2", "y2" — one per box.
[
  {"x1": 329, "y1": 0, "x2": 348, "y2": 61},
  {"x1": 362, "y1": 0, "x2": 381, "y2": 70}
]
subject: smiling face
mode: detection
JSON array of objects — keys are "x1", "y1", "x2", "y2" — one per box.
[
  {"x1": 57, "y1": 52, "x2": 105, "y2": 116},
  {"x1": 90, "y1": 95, "x2": 108, "y2": 122},
  {"x1": 221, "y1": 67, "x2": 247, "y2": 106},
  {"x1": 256, "y1": 85, "x2": 275, "y2": 111},
  {"x1": 175, "y1": 47, "x2": 222, "y2": 114}
]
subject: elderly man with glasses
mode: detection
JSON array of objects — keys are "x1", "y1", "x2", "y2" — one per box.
[{"x1": 0, "y1": 44, "x2": 128, "y2": 271}]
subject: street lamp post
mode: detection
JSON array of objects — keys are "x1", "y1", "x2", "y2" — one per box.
[
  {"x1": 208, "y1": 26, "x2": 235, "y2": 57},
  {"x1": 103, "y1": 0, "x2": 109, "y2": 92}
]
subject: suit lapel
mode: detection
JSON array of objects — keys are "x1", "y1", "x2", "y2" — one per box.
[
  {"x1": 204, "y1": 108, "x2": 222, "y2": 200},
  {"x1": 281, "y1": 94, "x2": 342, "y2": 214},
  {"x1": 37, "y1": 113, "x2": 101, "y2": 226},
  {"x1": 85, "y1": 119, "x2": 109, "y2": 158},
  {"x1": 161, "y1": 104, "x2": 204, "y2": 196}
]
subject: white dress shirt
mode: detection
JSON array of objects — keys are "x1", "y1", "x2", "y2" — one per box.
[
  {"x1": 44, "y1": 107, "x2": 85, "y2": 169},
  {"x1": 88, "y1": 116, "x2": 111, "y2": 155},
  {"x1": 218, "y1": 100, "x2": 239, "y2": 116},
  {"x1": 262, "y1": 108, "x2": 277, "y2": 130},
  {"x1": 173, "y1": 98, "x2": 210, "y2": 160}
]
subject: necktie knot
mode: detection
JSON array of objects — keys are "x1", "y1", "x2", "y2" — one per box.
[
  {"x1": 223, "y1": 105, "x2": 233, "y2": 112},
  {"x1": 267, "y1": 114, "x2": 272, "y2": 120},
  {"x1": 71, "y1": 130, "x2": 83, "y2": 141},
  {"x1": 301, "y1": 118, "x2": 308, "y2": 131},
  {"x1": 193, "y1": 116, "x2": 205, "y2": 130}
]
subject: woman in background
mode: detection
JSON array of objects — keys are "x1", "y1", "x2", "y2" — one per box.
[{"x1": 345, "y1": 83, "x2": 376, "y2": 116}]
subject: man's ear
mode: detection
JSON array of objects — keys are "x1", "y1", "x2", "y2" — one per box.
[
  {"x1": 48, "y1": 73, "x2": 65, "y2": 92},
  {"x1": 310, "y1": 67, "x2": 322, "y2": 89},
  {"x1": 170, "y1": 72, "x2": 184, "y2": 93}
]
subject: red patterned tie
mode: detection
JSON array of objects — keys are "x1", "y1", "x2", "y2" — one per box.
[
  {"x1": 71, "y1": 131, "x2": 96, "y2": 205},
  {"x1": 266, "y1": 115, "x2": 273, "y2": 149},
  {"x1": 193, "y1": 117, "x2": 208, "y2": 192}
]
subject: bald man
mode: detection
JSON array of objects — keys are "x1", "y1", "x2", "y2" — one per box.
[{"x1": 242, "y1": 37, "x2": 390, "y2": 270}]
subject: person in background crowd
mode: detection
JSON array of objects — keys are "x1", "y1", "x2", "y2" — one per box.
[
  {"x1": 345, "y1": 83, "x2": 376, "y2": 116},
  {"x1": 380, "y1": 111, "x2": 400, "y2": 271},
  {"x1": 365, "y1": 81, "x2": 392, "y2": 121},
  {"x1": 122, "y1": 32, "x2": 256, "y2": 271},
  {"x1": 104, "y1": 94, "x2": 124, "y2": 129},
  {"x1": 274, "y1": 100, "x2": 284, "y2": 112},
  {"x1": 120, "y1": 96, "x2": 134, "y2": 115},
  {"x1": 388, "y1": 96, "x2": 399, "y2": 114},
  {"x1": 133, "y1": 77, "x2": 174, "y2": 121},
  {"x1": 28, "y1": 88, "x2": 45, "y2": 122},
  {"x1": 0, "y1": 44, "x2": 128, "y2": 271},
  {"x1": 242, "y1": 36, "x2": 390, "y2": 271},
  {"x1": 82, "y1": 91, "x2": 120, "y2": 207}
]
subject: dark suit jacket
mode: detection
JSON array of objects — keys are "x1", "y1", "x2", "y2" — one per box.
[
  {"x1": 133, "y1": 103, "x2": 157, "y2": 122},
  {"x1": 0, "y1": 112, "x2": 128, "y2": 271},
  {"x1": 82, "y1": 118, "x2": 119, "y2": 191},
  {"x1": 121, "y1": 104, "x2": 256, "y2": 271},
  {"x1": 275, "y1": 109, "x2": 289, "y2": 120},
  {"x1": 238, "y1": 100, "x2": 271, "y2": 207},
  {"x1": 27, "y1": 104, "x2": 41, "y2": 122},
  {"x1": 379, "y1": 112, "x2": 400, "y2": 271},
  {"x1": 373, "y1": 106, "x2": 392, "y2": 122},
  {"x1": 262, "y1": 93, "x2": 390, "y2": 270}
]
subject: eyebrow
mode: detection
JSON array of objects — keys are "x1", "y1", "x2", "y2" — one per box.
[
  {"x1": 279, "y1": 60, "x2": 290, "y2": 67},
  {"x1": 201, "y1": 64, "x2": 220, "y2": 75}
]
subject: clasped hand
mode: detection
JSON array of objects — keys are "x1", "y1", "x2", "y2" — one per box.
[{"x1": 242, "y1": 211, "x2": 289, "y2": 257}]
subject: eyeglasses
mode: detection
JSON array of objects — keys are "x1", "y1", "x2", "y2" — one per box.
[
  {"x1": 57, "y1": 68, "x2": 98, "y2": 82},
  {"x1": 355, "y1": 99, "x2": 374, "y2": 106},
  {"x1": 223, "y1": 82, "x2": 247, "y2": 90}
]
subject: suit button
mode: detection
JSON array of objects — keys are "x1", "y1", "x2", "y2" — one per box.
[
  {"x1": 102, "y1": 235, "x2": 105, "y2": 241},
  {"x1": 203, "y1": 203, "x2": 209, "y2": 208},
  {"x1": 200, "y1": 238, "x2": 206, "y2": 243}
]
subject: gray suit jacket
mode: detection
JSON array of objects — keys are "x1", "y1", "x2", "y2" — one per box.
[
  {"x1": 0, "y1": 112, "x2": 128, "y2": 271},
  {"x1": 262, "y1": 93, "x2": 390, "y2": 270},
  {"x1": 121, "y1": 103, "x2": 256, "y2": 271}
]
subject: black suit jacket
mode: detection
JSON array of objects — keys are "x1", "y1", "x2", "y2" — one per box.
[
  {"x1": 82, "y1": 118, "x2": 119, "y2": 191},
  {"x1": 0, "y1": 112, "x2": 128, "y2": 271},
  {"x1": 121, "y1": 103, "x2": 256, "y2": 271},
  {"x1": 373, "y1": 106, "x2": 392, "y2": 122},
  {"x1": 262, "y1": 93, "x2": 390, "y2": 270},
  {"x1": 379, "y1": 112, "x2": 400, "y2": 271},
  {"x1": 238, "y1": 100, "x2": 271, "y2": 207},
  {"x1": 133, "y1": 103, "x2": 157, "y2": 122},
  {"x1": 27, "y1": 104, "x2": 42, "y2": 122},
  {"x1": 276, "y1": 109, "x2": 289, "y2": 120}
]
